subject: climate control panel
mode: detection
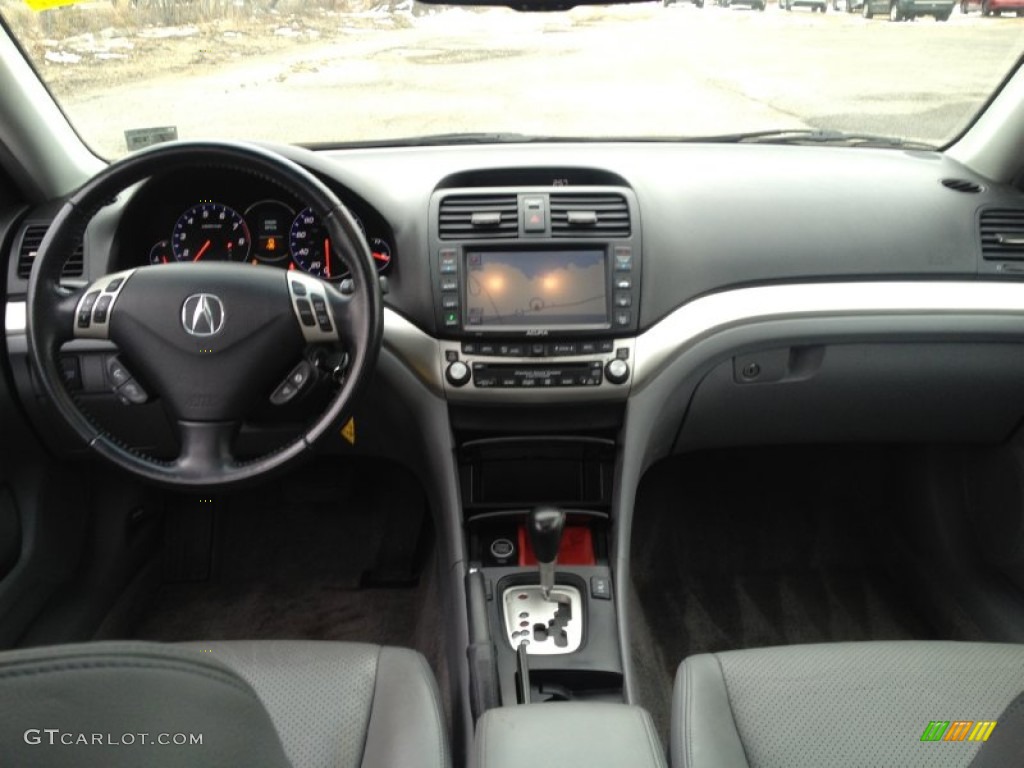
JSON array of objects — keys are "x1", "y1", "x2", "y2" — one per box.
[{"x1": 439, "y1": 338, "x2": 635, "y2": 403}]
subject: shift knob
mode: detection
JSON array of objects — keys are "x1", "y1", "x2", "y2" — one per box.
[
  {"x1": 529, "y1": 506, "x2": 565, "y2": 601},
  {"x1": 529, "y1": 506, "x2": 566, "y2": 564}
]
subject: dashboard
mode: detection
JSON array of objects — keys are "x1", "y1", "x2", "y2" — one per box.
[{"x1": 7, "y1": 140, "x2": 1024, "y2": 454}]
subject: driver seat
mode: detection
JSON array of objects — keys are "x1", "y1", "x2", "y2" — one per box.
[{"x1": 0, "y1": 639, "x2": 449, "y2": 768}]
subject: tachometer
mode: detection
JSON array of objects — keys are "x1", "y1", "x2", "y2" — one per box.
[{"x1": 171, "y1": 202, "x2": 250, "y2": 262}]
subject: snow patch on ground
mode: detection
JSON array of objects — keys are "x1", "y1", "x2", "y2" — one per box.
[{"x1": 137, "y1": 26, "x2": 200, "y2": 40}]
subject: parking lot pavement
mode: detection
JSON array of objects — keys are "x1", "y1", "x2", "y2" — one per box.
[{"x1": 56, "y1": 4, "x2": 1024, "y2": 156}]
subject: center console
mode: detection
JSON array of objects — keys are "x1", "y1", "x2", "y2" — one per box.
[
  {"x1": 434, "y1": 183, "x2": 642, "y2": 743},
  {"x1": 428, "y1": 186, "x2": 642, "y2": 402}
]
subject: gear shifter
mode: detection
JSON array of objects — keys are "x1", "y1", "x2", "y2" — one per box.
[{"x1": 528, "y1": 505, "x2": 565, "y2": 601}]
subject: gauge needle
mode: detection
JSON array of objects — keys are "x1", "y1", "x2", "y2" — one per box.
[
  {"x1": 324, "y1": 238, "x2": 331, "y2": 278},
  {"x1": 372, "y1": 252, "x2": 388, "y2": 262},
  {"x1": 193, "y1": 239, "x2": 212, "y2": 262}
]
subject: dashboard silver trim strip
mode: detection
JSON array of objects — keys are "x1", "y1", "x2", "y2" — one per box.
[
  {"x1": 5, "y1": 301, "x2": 26, "y2": 334},
  {"x1": 633, "y1": 281, "x2": 1024, "y2": 389},
  {"x1": 382, "y1": 307, "x2": 445, "y2": 396},
  {"x1": 13, "y1": 280, "x2": 1024, "y2": 393}
]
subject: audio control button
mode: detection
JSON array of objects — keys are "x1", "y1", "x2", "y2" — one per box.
[
  {"x1": 547, "y1": 343, "x2": 576, "y2": 356},
  {"x1": 605, "y1": 358, "x2": 630, "y2": 385},
  {"x1": 446, "y1": 360, "x2": 471, "y2": 387}
]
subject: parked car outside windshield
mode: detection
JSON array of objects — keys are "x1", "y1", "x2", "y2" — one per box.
[{"x1": 0, "y1": 0, "x2": 1021, "y2": 157}]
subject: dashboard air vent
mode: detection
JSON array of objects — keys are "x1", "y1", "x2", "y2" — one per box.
[
  {"x1": 439, "y1": 195, "x2": 518, "y2": 240},
  {"x1": 941, "y1": 178, "x2": 983, "y2": 194},
  {"x1": 550, "y1": 193, "x2": 630, "y2": 238},
  {"x1": 980, "y1": 209, "x2": 1024, "y2": 261},
  {"x1": 16, "y1": 224, "x2": 84, "y2": 279}
]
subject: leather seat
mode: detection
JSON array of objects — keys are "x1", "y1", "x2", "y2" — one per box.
[
  {"x1": 672, "y1": 641, "x2": 1024, "y2": 768},
  {"x1": 0, "y1": 639, "x2": 449, "y2": 768}
]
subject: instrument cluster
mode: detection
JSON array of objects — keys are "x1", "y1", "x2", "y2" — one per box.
[{"x1": 143, "y1": 197, "x2": 392, "y2": 282}]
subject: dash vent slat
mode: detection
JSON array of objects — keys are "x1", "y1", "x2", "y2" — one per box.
[
  {"x1": 15, "y1": 223, "x2": 84, "y2": 279},
  {"x1": 980, "y1": 209, "x2": 1024, "y2": 261},
  {"x1": 439, "y1": 195, "x2": 518, "y2": 240},
  {"x1": 550, "y1": 193, "x2": 630, "y2": 238}
]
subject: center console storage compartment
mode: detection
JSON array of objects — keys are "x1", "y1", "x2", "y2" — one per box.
[{"x1": 472, "y1": 702, "x2": 666, "y2": 768}]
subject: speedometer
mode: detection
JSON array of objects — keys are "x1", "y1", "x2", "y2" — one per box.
[
  {"x1": 289, "y1": 208, "x2": 343, "y2": 281},
  {"x1": 171, "y1": 202, "x2": 250, "y2": 262},
  {"x1": 289, "y1": 208, "x2": 392, "y2": 280}
]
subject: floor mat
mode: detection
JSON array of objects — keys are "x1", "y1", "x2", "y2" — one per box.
[
  {"x1": 132, "y1": 579, "x2": 423, "y2": 644},
  {"x1": 115, "y1": 457, "x2": 442, "y2": 668},
  {"x1": 629, "y1": 446, "x2": 988, "y2": 742}
]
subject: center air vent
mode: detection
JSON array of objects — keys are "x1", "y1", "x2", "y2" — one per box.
[
  {"x1": 439, "y1": 195, "x2": 518, "y2": 240},
  {"x1": 980, "y1": 209, "x2": 1024, "y2": 261},
  {"x1": 550, "y1": 193, "x2": 630, "y2": 238},
  {"x1": 16, "y1": 224, "x2": 84, "y2": 279}
]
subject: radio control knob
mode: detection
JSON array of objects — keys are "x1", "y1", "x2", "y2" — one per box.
[
  {"x1": 446, "y1": 360, "x2": 471, "y2": 387},
  {"x1": 605, "y1": 358, "x2": 630, "y2": 385}
]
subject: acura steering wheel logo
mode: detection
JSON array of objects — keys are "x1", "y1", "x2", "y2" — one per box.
[{"x1": 181, "y1": 294, "x2": 226, "y2": 336}]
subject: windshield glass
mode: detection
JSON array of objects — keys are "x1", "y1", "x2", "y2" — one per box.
[{"x1": 1, "y1": 0, "x2": 1022, "y2": 157}]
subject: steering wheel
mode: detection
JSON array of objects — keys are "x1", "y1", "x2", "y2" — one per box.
[{"x1": 27, "y1": 142, "x2": 383, "y2": 488}]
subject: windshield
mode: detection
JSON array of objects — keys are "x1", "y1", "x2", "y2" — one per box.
[{"x1": 1, "y1": 0, "x2": 1022, "y2": 158}]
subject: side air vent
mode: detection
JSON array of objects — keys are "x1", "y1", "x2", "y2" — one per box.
[
  {"x1": 439, "y1": 195, "x2": 518, "y2": 240},
  {"x1": 550, "y1": 193, "x2": 630, "y2": 238},
  {"x1": 980, "y1": 209, "x2": 1024, "y2": 261},
  {"x1": 16, "y1": 224, "x2": 84, "y2": 279},
  {"x1": 941, "y1": 178, "x2": 983, "y2": 194}
]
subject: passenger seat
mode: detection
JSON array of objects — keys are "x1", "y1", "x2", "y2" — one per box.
[{"x1": 672, "y1": 641, "x2": 1024, "y2": 768}]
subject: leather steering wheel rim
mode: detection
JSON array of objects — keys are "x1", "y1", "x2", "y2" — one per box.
[{"x1": 26, "y1": 141, "x2": 383, "y2": 488}]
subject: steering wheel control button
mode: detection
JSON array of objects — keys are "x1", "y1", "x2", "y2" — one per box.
[
  {"x1": 105, "y1": 356, "x2": 133, "y2": 388},
  {"x1": 270, "y1": 361, "x2": 313, "y2": 405},
  {"x1": 73, "y1": 270, "x2": 134, "y2": 340},
  {"x1": 311, "y1": 295, "x2": 333, "y2": 332},
  {"x1": 77, "y1": 291, "x2": 100, "y2": 328},
  {"x1": 446, "y1": 360, "x2": 471, "y2": 387},
  {"x1": 287, "y1": 275, "x2": 339, "y2": 343},
  {"x1": 117, "y1": 379, "x2": 149, "y2": 405},
  {"x1": 59, "y1": 356, "x2": 82, "y2": 390},
  {"x1": 605, "y1": 358, "x2": 630, "y2": 385},
  {"x1": 93, "y1": 294, "x2": 113, "y2": 324},
  {"x1": 296, "y1": 298, "x2": 316, "y2": 326}
]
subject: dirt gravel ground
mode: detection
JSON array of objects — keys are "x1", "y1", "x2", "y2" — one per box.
[{"x1": 3, "y1": 1, "x2": 1023, "y2": 156}]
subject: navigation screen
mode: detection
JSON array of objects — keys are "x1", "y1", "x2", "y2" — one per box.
[{"x1": 464, "y1": 250, "x2": 607, "y2": 327}]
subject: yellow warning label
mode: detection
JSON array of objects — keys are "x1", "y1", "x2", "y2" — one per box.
[
  {"x1": 340, "y1": 418, "x2": 356, "y2": 445},
  {"x1": 23, "y1": 0, "x2": 89, "y2": 12}
]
